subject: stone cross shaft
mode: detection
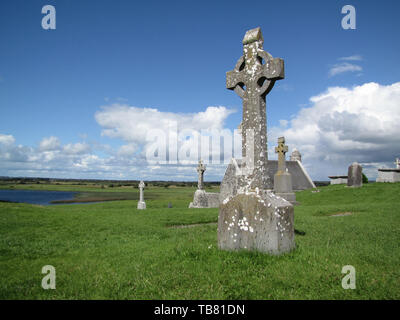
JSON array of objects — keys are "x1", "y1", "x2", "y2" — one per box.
[
  {"x1": 226, "y1": 27, "x2": 284, "y2": 190},
  {"x1": 275, "y1": 137, "x2": 288, "y2": 174},
  {"x1": 139, "y1": 181, "x2": 145, "y2": 202},
  {"x1": 197, "y1": 160, "x2": 206, "y2": 190}
]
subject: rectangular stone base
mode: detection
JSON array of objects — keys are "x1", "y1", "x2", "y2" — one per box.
[
  {"x1": 137, "y1": 201, "x2": 146, "y2": 210},
  {"x1": 218, "y1": 190, "x2": 295, "y2": 255},
  {"x1": 189, "y1": 190, "x2": 219, "y2": 208}
]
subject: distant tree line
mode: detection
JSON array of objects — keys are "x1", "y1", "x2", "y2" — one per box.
[{"x1": 0, "y1": 177, "x2": 220, "y2": 188}]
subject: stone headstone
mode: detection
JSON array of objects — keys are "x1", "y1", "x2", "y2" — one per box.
[
  {"x1": 137, "y1": 180, "x2": 146, "y2": 209},
  {"x1": 273, "y1": 137, "x2": 297, "y2": 204},
  {"x1": 168, "y1": 202, "x2": 172, "y2": 208},
  {"x1": 347, "y1": 162, "x2": 362, "y2": 187},
  {"x1": 218, "y1": 27, "x2": 295, "y2": 255}
]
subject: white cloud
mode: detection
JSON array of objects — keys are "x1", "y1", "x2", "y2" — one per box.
[
  {"x1": 95, "y1": 104, "x2": 234, "y2": 143},
  {"x1": 63, "y1": 142, "x2": 91, "y2": 155},
  {"x1": 338, "y1": 55, "x2": 363, "y2": 61},
  {"x1": 39, "y1": 136, "x2": 61, "y2": 151},
  {"x1": 0, "y1": 105, "x2": 236, "y2": 180},
  {"x1": 4, "y1": 83, "x2": 399, "y2": 183},
  {"x1": 329, "y1": 62, "x2": 362, "y2": 77},
  {"x1": 0, "y1": 134, "x2": 15, "y2": 146},
  {"x1": 118, "y1": 143, "x2": 138, "y2": 157},
  {"x1": 95, "y1": 104, "x2": 236, "y2": 164},
  {"x1": 269, "y1": 82, "x2": 400, "y2": 180}
]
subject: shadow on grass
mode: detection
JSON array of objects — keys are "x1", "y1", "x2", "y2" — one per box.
[{"x1": 295, "y1": 229, "x2": 306, "y2": 236}]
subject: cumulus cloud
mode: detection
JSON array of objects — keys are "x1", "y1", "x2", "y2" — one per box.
[
  {"x1": 63, "y1": 142, "x2": 91, "y2": 155},
  {"x1": 0, "y1": 105, "x2": 236, "y2": 180},
  {"x1": 3, "y1": 83, "x2": 399, "y2": 182},
  {"x1": 95, "y1": 104, "x2": 234, "y2": 142},
  {"x1": 95, "y1": 104, "x2": 236, "y2": 164},
  {"x1": 0, "y1": 134, "x2": 15, "y2": 146},
  {"x1": 117, "y1": 143, "x2": 138, "y2": 157},
  {"x1": 39, "y1": 136, "x2": 61, "y2": 151},
  {"x1": 269, "y1": 82, "x2": 400, "y2": 180},
  {"x1": 0, "y1": 134, "x2": 105, "y2": 178}
]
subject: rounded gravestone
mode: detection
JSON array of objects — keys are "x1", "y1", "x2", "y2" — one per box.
[{"x1": 347, "y1": 162, "x2": 362, "y2": 187}]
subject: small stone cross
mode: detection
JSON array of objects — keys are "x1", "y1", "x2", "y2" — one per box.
[
  {"x1": 138, "y1": 180, "x2": 145, "y2": 202},
  {"x1": 275, "y1": 137, "x2": 288, "y2": 174},
  {"x1": 197, "y1": 159, "x2": 206, "y2": 190}
]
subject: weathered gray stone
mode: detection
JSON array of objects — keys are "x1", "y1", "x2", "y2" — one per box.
[
  {"x1": 225, "y1": 27, "x2": 284, "y2": 191},
  {"x1": 268, "y1": 159, "x2": 315, "y2": 190},
  {"x1": 396, "y1": 158, "x2": 400, "y2": 169},
  {"x1": 219, "y1": 27, "x2": 295, "y2": 255},
  {"x1": 219, "y1": 158, "x2": 314, "y2": 204},
  {"x1": 347, "y1": 162, "x2": 363, "y2": 187},
  {"x1": 189, "y1": 160, "x2": 219, "y2": 208},
  {"x1": 189, "y1": 190, "x2": 219, "y2": 208},
  {"x1": 219, "y1": 158, "x2": 241, "y2": 204},
  {"x1": 218, "y1": 190, "x2": 295, "y2": 254},
  {"x1": 329, "y1": 175, "x2": 348, "y2": 185},
  {"x1": 273, "y1": 137, "x2": 297, "y2": 204},
  {"x1": 197, "y1": 159, "x2": 206, "y2": 190},
  {"x1": 137, "y1": 180, "x2": 146, "y2": 209},
  {"x1": 290, "y1": 148, "x2": 302, "y2": 162}
]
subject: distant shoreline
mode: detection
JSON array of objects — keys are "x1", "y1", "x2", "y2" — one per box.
[{"x1": 50, "y1": 197, "x2": 130, "y2": 204}]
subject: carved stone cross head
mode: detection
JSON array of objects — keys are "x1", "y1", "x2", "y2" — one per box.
[
  {"x1": 275, "y1": 137, "x2": 288, "y2": 156},
  {"x1": 275, "y1": 136, "x2": 288, "y2": 173},
  {"x1": 197, "y1": 159, "x2": 206, "y2": 173},
  {"x1": 139, "y1": 181, "x2": 145, "y2": 189},
  {"x1": 226, "y1": 27, "x2": 285, "y2": 100}
]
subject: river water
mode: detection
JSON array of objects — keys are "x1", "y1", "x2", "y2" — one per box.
[{"x1": 0, "y1": 189, "x2": 76, "y2": 205}]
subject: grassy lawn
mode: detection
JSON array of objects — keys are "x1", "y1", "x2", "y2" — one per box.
[{"x1": 0, "y1": 183, "x2": 399, "y2": 299}]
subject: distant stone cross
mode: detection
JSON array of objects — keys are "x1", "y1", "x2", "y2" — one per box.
[
  {"x1": 275, "y1": 137, "x2": 288, "y2": 174},
  {"x1": 139, "y1": 180, "x2": 145, "y2": 202},
  {"x1": 226, "y1": 27, "x2": 284, "y2": 190},
  {"x1": 197, "y1": 160, "x2": 206, "y2": 190},
  {"x1": 396, "y1": 158, "x2": 400, "y2": 169}
]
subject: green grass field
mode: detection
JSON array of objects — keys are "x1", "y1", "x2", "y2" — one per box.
[{"x1": 0, "y1": 182, "x2": 399, "y2": 299}]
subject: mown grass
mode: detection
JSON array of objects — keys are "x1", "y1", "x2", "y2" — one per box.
[{"x1": 0, "y1": 183, "x2": 399, "y2": 299}]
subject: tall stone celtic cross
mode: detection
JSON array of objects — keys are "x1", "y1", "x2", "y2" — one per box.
[
  {"x1": 197, "y1": 159, "x2": 206, "y2": 190},
  {"x1": 226, "y1": 27, "x2": 284, "y2": 190},
  {"x1": 275, "y1": 136, "x2": 288, "y2": 174}
]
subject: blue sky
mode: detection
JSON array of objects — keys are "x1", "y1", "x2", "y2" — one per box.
[{"x1": 1, "y1": 0, "x2": 400, "y2": 181}]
